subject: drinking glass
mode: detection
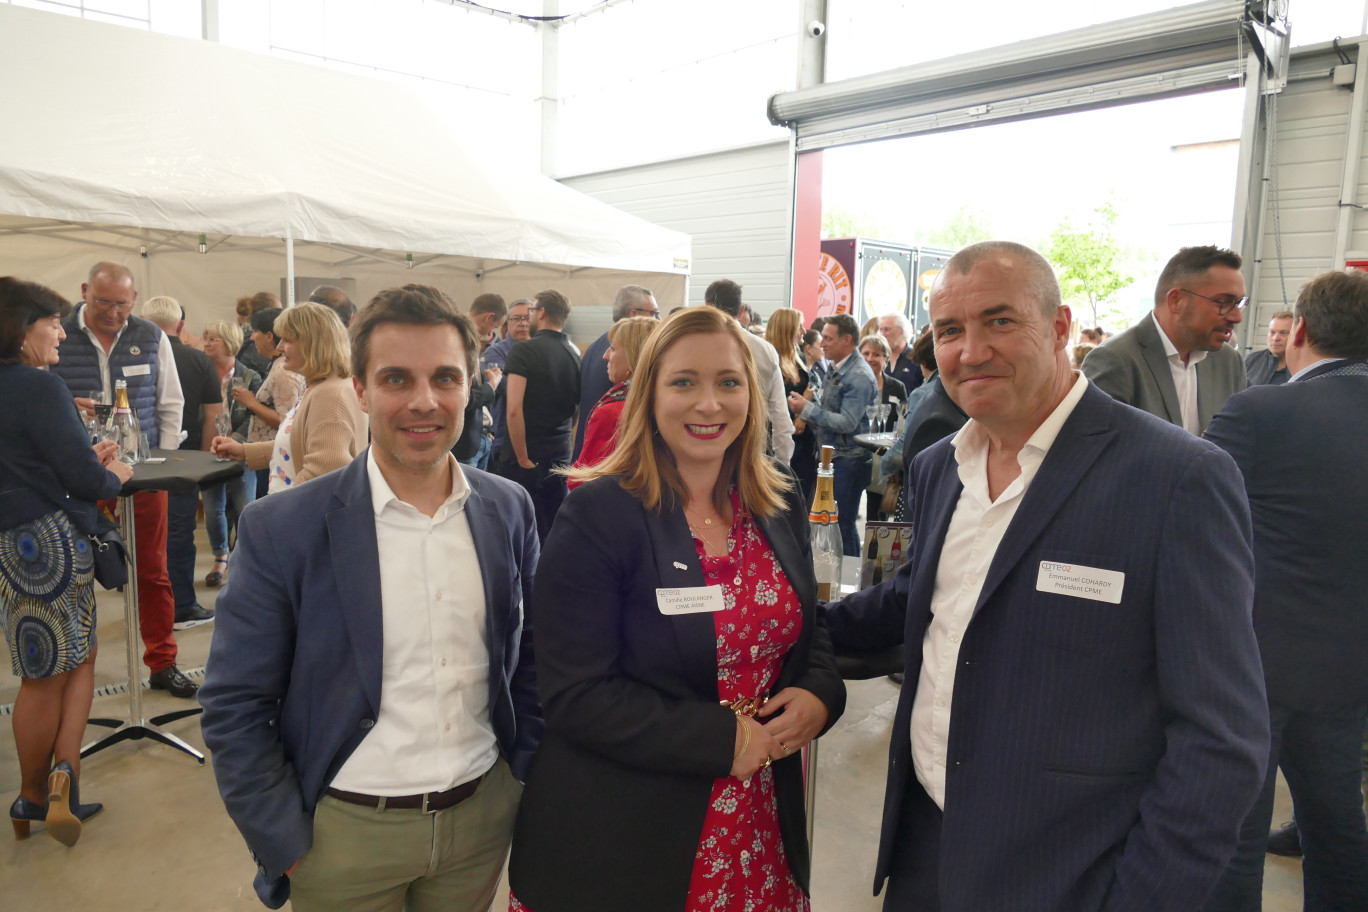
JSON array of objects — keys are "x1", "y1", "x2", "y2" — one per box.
[
  {"x1": 213, "y1": 414, "x2": 233, "y2": 459},
  {"x1": 136, "y1": 433, "x2": 151, "y2": 464}
]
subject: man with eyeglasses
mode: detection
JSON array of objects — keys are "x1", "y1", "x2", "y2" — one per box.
[
  {"x1": 51, "y1": 261, "x2": 199, "y2": 699},
  {"x1": 572, "y1": 285, "x2": 658, "y2": 461},
  {"x1": 1083, "y1": 245, "x2": 1248, "y2": 434},
  {"x1": 482, "y1": 298, "x2": 533, "y2": 466}
]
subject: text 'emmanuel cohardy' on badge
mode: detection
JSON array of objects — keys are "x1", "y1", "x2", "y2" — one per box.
[
  {"x1": 656, "y1": 586, "x2": 726, "y2": 615},
  {"x1": 1035, "y1": 561, "x2": 1125, "y2": 604}
]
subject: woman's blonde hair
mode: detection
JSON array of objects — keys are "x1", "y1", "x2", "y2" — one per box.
[
  {"x1": 765, "y1": 308, "x2": 805, "y2": 386},
  {"x1": 607, "y1": 315, "x2": 660, "y2": 377},
  {"x1": 274, "y1": 303, "x2": 350, "y2": 383},
  {"x1": 203, "y1": 319, "x2": 242, "y2": 355},
  {"x1": 566, "y1": 307, "x2": 792, "y2": 518}
]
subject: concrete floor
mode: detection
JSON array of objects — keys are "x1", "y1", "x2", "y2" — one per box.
[{"x1": 0, "y1": 526, "x2": 1307, "y2": 910}]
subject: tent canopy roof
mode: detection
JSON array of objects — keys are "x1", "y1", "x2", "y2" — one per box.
[{"x1": 0, "y1": 4, "x2": 690, "y2": 276}]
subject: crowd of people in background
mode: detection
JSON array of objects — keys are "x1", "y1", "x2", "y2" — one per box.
[{"x1": 3, "y1": 242, "x2": 1367, "y2": 912}]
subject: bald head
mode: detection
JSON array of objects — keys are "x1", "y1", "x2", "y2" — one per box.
[
  {"x1": 941, "y1": 241, "x2": 1061, "y2": 319},
  {"x1": 88, "y1": 261, "x2": 135, "y2": 288}
]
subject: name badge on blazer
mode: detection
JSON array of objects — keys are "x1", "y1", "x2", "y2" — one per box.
[
  {"x1": 122, "y1": 363, "x2": 151, "y2": 377},
  {"x1": 1036, "y1": 561, "x2": 1124, "y2": 604},
  {"x1": 656, "y1": 586, "x2": 726, "y2": 616}
]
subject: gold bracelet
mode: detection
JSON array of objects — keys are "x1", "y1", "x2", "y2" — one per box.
[{"x1": 733, "y1": 716, "x2": 752, "y2": 761}]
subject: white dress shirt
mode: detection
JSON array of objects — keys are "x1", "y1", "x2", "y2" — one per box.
[
  {"x1": 76, "y1": 303, "x2": 185, "y2": 446},
  {"x1": 329, "y1": 452, "x2": 498, "y2": 794},
  {"x1": 911, "y1": 373, "x2": 1089, "y2": 809},
  {"x1": 1151, "y1": 312, "x2": 1207, "y2": 435},
  {"x1": 744, "y1": 331, "x2": 795, "y2": 462}
]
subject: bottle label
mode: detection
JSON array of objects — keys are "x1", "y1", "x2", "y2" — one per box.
[{"x1": 808, "y1": 509, "x2": 838, "y2": 525}]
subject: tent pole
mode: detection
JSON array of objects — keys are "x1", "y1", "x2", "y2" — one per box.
[
  {"x1": 140, "y1": 229, "x2": 152, "y2": 296},
  {"x1": 285, "y1": 229, "x2": 296, "y2": 305}
]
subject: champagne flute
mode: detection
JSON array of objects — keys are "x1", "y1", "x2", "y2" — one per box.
[{"x1": 214, "y1": 413, "x2": 233, "y2": 460}]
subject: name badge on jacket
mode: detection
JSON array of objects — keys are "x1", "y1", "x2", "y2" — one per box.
[
  {"x1": 657, "y1": 586, "x2": 725, "y2": 616},
  {"x1": 1036, "y1": 561, "x2": 1124, "y2": 604},
  {"x1": 122, "y1": 364, "x2": 152, "y2": 378}
]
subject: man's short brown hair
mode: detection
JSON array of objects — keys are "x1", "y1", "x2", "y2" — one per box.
[
  {"x1": 704, "y1": 279, "x2": 743, "y2": 318},
  {"x1": 351, "y1": 284, "x2": 478, "y2": 382},
  {"x1": 1154, "y1": 246, "x2": 1242, "y2": 309},
  {"x1": 825, "y1": 313, "x2": 859, "y2": 343},
  {"x1": 1294, "y1": 270, "x2": 1368, "y2": 359},
  {"x1": 469, "y1": 293, "x2": 507, "y2": 319},
  {"x1": 534, "y1": 289, "x2": 571, "y2": 325}
]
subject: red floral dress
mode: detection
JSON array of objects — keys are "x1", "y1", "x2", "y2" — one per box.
[
  {"x1": 510, "y1": 497, "x2": 808, "y2": 912},
  {"x1": 684, "y1": 499, "x2": 808, "y2": 912}
]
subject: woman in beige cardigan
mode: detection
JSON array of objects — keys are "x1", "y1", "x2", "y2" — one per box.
[{"x1": 212, "y1": 303, "x2": 367, "y2": 492}]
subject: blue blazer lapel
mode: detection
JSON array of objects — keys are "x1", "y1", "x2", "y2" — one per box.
[
  {"x1": 644, "y1": 501, "x2": 717, "y2": 700},
  {"x1": 974, "y1": 386, "x2": 1117, "y2": 616},
  {"x1": 324, "y1": 455, "x2": 384, "y2": 719},
  {"x1": 463, "y1": 474, "x2": 513, "y2": 680},
  {"x1": 1137, "y1": 318, "x2": 1182, "y2": 425}
]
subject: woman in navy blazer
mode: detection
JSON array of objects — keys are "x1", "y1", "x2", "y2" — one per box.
[
  {"x1": 508, "y1": 307, "x2": 845, "y2": 912},
  {"x1": 0, "y1": 278, "x2": 132, "y2": 847}
]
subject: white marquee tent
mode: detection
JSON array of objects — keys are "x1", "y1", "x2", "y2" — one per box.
[{"x1": 0, "y1": 4, "x2": 690, "y2": 337}]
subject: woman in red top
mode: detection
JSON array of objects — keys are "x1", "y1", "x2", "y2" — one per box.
[
  {"x1": 508, "y1": 307, "x2": 845, "y2": 912},
  {"x1": 568, "y1": 316, "x2": 658, "y2": 489}
]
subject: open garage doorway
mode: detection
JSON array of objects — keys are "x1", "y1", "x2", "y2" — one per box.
[{"x1": 818, "y1": 87, "x2": 1246, "y2": 338}]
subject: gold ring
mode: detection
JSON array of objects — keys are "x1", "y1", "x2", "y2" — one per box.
[
  {"x1": 783, "y1": 746, "x2": 792, "y2": 755},
  {"x1": 761, "y1": 757, "x2": 772, "y2": 769}
]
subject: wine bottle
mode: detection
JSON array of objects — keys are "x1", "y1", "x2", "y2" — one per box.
[
  {"x1": 110, "y1": 379, "x2": 142, "y2": 465},
  {"x1": 810, "y1": 444, "x2": 843, "y2": 601}
]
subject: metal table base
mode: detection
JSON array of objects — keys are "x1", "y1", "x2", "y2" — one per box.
[{"x1": 81, "y1": 492, "x2": 204, "y2": 764}]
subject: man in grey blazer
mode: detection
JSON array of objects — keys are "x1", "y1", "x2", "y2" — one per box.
[{"x1": 1082, "y1": 246, "x2": 1247, "y2": 434}]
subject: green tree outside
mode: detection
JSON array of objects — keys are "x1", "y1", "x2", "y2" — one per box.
[{"x1": 1045, "y1": 202, "x2": 1133, "y2": 332}]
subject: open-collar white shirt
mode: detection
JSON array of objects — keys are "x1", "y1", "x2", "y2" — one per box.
[
  {"x1": 1151, "y1": 312, "x2": 1206, "y2": 435},
  {"x1": 329, "y1": 451, "x2": 497, "y2": 794},
  {"x1": 911, "y1": 373, "x2": 1089, "y2": 809}
]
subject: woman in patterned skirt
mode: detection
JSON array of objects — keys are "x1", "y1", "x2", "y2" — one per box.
[
  {"x1": 0, "y1": 278, "x2": 132, "y2": 846},
  {"x1": 508, "y1": 306, "x2": 846, "y2": 912}
]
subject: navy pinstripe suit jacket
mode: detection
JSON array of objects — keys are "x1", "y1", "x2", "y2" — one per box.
[{"x1": 826, "y1": 383, "x2": 1269, "y2": 911}]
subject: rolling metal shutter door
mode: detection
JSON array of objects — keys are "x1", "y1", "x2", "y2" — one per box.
[{"x1": 768, "y1": 0, "x2": 1276, "y2": 152}]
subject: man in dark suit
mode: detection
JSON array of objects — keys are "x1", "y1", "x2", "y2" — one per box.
[
  {"x1": 825, "y1": 241, "x2": 1268, "y2": 911},
  {"x1": 1083, "y1": 245, "x2": 1248, "y2": 434},
  {"x1": 1202, "y1": 269, "x2": 1368, "y2": 912},
  {"x1": 201, "y1": 285, "x2": 541, "y2": 911},
  {"x1": 572, "y1": 284, "x2": 658, "y2": 460}
]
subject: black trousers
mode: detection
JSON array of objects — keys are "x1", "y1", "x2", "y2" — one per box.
[{"x1": 492, "y1": 445, "x2": 569, "y2": 544}]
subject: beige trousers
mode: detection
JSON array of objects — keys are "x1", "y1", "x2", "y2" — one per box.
[{"x1": 290, "y1": 758, "x2": 521, "y2": 912}]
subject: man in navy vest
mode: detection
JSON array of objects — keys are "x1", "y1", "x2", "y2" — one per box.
[{"x1": 53, "y1": 262, "x2": 197, "y2": 699}]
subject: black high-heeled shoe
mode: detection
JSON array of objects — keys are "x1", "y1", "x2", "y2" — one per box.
[
  {"x1": 45, "y1": 761, "x2": 81, "y2": 847},
  {"x1": 9, "y1": 795, "x2": 45, "y2": 840}
]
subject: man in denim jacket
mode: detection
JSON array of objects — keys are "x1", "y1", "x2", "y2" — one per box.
[{"x1": 788, "y1": 312, "x2": 878, "y2": 555}]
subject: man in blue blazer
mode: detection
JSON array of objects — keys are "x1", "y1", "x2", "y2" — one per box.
[
  {"x1": 825, "y1": 241, "x2": 1268, "y2": 911},
  {"x1": 1203, "y1": 270, "x2": 1368, "y2": 911},
  {"x1": 200, "y1": 285, "x2": 542, "y2": 911}
]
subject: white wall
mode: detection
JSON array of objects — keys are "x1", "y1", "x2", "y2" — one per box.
[
  {"x1": 1246, "y1": 40, "x2": 1363, "y2": 345},
  {"x1": 561, "y1": 142, "x2": 794, "y2": 316}
]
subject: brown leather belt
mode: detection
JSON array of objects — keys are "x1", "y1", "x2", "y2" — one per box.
[{"x1": 326, "y1": 774, "x2": 483, "y2": 814}]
